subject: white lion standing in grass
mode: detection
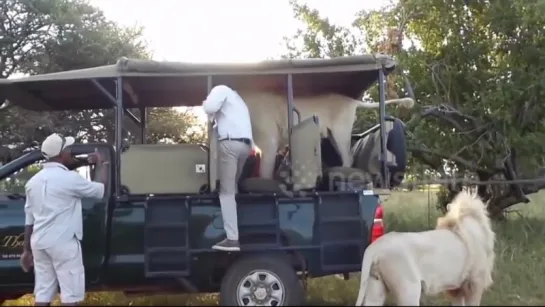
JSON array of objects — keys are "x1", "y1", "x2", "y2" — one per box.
[{"x1": 355, "y1": 190, "x2": 496, "y2": 306}]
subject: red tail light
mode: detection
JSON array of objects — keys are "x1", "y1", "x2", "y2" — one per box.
[{"x1": 371, "y1": 203, "x2": 384, "y2": 243}]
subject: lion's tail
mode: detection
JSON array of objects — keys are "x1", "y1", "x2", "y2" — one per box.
[
  {"x1": 355, "y1": 245, "x2": 376, "y2": 306},
  {"x1": 356, "y1": 97, "x2": 415, "y2": 109}
]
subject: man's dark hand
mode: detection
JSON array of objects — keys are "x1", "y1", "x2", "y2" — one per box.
[
  {"x1": 87, "y1": 151, "x2": 103, "y2": 165},
  {"x1": 20, "y1": 250, "x2": 33, "y2": 273}
]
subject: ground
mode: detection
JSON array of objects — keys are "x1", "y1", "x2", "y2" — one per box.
[{"x1": 4, "y1": 190, "x2": 545, "y2": 306}]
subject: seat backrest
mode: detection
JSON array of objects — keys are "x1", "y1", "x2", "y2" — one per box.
[
  {"x1": 321, "y1": 128, "x2": 343, "y2": 168},
  {"x1": 290, "y1": 115, "x2": 322, "y2": 190},
  {"x1": 385, "y1": 119, "x2": 407, "y2": 187},
  {"x1": 120, "y1": 144, "x2": 208, "y2": 195},
  {"x1": 352, "y1": 121, "x2": 396, "y2": 175}
]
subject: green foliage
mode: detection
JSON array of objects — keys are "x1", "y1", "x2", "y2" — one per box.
[
  {"x1": 145, "y1": 108, "x2": 205, "y2": 144},
  {"x1": 283, "y1": 0, "x2": 359, "y2": 59},
  {"x1": 0, "y1": 0, "x2": 204, "y2": 164},
  {"x1": 0, "y1": 164, "x2": 42, "y2": 194},
  {"x1": 284, "y1": 0, "x2": 545, "y2": 214}
]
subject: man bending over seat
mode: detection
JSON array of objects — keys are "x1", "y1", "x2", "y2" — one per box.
[{"x1": 203, "y1": 84, "x2": 253, "y2": 252}]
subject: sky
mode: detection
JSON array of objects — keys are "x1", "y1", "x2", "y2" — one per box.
[
  {"x1": 86, "y1": 0, "x2": 389, "y2": 122},
  {"x1": 89, "y1": 0, "x2": 388, "y2": 63},
  {"x1": 85, "y1": 0, "x2": 389, "y2": 123}
]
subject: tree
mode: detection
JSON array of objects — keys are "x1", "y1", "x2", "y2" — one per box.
[
  {"x1": 0, "y1": 163, "x2": 42, "y2": 194},
  {"x1": 284, "y1": 0, "x2": 545, "y2": 218},
  {"x1": 0, "y1": 0, "x2": 204, "y2": 165}
]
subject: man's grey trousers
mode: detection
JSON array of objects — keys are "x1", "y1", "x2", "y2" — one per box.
[{"x1": 218, "y1": 140, "x2": 251, "y2": 241}]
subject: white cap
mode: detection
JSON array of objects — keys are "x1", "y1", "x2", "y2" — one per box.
[{"x1": 41, "y1": 133, "x2": 75, "y2": 159}]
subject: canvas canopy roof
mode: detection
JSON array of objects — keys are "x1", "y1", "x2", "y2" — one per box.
[{"x1": 0, "y1": 54, "x2": 397, "y2": 111}]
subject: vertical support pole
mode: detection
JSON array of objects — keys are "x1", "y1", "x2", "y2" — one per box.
[
  {"x1": 286, "y1": 74, "x2": 295, "y2": 190},
  {"x1": 207, "y1": 75, "x2": 213, "y2": 94},
  {"x1": 139, "y1": 106, "x2": 146, "y2": 144},
  {"x1": 378, "y1": 69, "x2": 389, "y2": 189},
  {"x1": 207, "y1": 76, "x2": 217, "y2": 192},
  {"x1": 114, "y1": 77, "x2": 124, "y2": 199}
]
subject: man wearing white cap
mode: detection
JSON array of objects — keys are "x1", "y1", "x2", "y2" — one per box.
[
  {"x1": 20, "y1": 133, "x2": 108, "y2": 306},
  {"x1": 203, "y1": 85, "x2": 253, "y2": 252}
]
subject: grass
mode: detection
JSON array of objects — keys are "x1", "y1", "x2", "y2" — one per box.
[{"x1": 5, "y1": 190, "x2": 545, "y2": 306}]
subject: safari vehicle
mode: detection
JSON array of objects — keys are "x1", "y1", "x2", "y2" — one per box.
[{"x1": 0, "y1": 55, "x2": 408, "y2": 305}]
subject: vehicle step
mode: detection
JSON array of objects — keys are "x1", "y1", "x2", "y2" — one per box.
[
  {"x1": 320, "y1": 216, "x2": 361, "y2": 223},
  {"x1": 239, "y1": 219, "x2": 277, "y2": 227},
  {"x1": 146, "y1": 222, "x2": 188, "y2": 228},
  {"x1": 240, "y1": 243, "x2": 281, "y2": 251},
  {"x1": 321, "y1": 264, "x2": 361, "y2": 272},
  {"x1": 202, "y1": 243, "x2": 281, "y2": 252},
  {"x1": 190, "y1": 245, "x2": 320, "y2": 253},
  {"x1": 145, "y1": 271, "x2": 190, "y2": 278},
  {"x1": 189, "y1": 243, "x2": 280, "y2": 253},
  {"x1": 146, "y1": 247, "x2": 189, "y2": 253},
  {"x1": 320, "y1": 240, "x2": 362, "y2": 247}
]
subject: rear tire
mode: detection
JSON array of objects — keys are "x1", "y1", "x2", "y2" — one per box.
[{"x1": 219, "y1": 254, "x2": 303, "y2": 306}]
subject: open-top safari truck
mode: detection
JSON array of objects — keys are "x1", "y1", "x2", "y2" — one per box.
[{"x1": 0, "y1": 55, "x2": 407, "y2": 305}]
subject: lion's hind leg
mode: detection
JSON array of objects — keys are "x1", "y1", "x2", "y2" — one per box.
[
  {"x1": 391, "y1": 281, "x2": 421, "y2": 306},
  {"x1": 446, "y1": 287, "x2": 466, "y2": 306},
  {"x1": 363, "y1": 276, "x2": 387, "y2": 306},
  {"x1": 463, "y1": 282, "x2": 485, "y2": 306},
  {"x1": 377, "y1": 253, "x2": 422, "y2": 306},
  {"x1": 447, "y1": 290, "x2": 465, "y2": 306}
]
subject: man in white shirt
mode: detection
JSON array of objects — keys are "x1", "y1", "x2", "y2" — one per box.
[
  {"x1": 202, "y1": 85, "x2": 253, "y2": 252},
  {"x1": 20, "y1": 133, "x2": 107, "y2": 306}
]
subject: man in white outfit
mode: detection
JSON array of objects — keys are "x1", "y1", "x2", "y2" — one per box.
[
  {"x1": 20, "y1": 133, "x2": 107, "y2": 306},
  {"x1": 202, "y1": 85, "x2": 253, "y2": 252}
]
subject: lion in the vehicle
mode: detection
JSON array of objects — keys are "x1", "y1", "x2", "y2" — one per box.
[{"x1": 240, "y1": 91, "x2": 414, "y2": 178}]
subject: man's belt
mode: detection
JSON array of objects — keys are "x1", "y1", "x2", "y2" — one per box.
[{"x1": 218, "y1": 137, "x2": 251, "y2": 145}]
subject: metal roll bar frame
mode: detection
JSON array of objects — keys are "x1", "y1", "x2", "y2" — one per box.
[{"x1": 90, "y1": 69, "x2": 391, "y2": 200}]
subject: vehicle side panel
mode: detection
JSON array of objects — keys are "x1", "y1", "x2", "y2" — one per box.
[
  {"x1": 104, "y1": 199, "x2": 147, "y2": 285},
  {"x1": 0, "y1": 196, "x2": 32, "y2": 286},
  {"x1": 143, "y1": 192, "x2": 380, "y2": 282}
]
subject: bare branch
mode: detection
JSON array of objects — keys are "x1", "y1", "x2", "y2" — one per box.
[{"x1": 408, "y1": 146, "x2": 502, "y2": 175}]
